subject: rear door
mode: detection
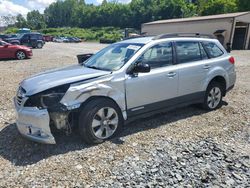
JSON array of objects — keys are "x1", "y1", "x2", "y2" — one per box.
[{"x1": 175, "y1": 41, "x2": 209, "y2": 100}]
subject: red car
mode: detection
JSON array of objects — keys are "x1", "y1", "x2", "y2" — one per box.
[
  {"x1": 43, "y1": 35, "x2": 54, "y2": 42},
  {"x1": 0, "y1": 40, "x2": 32, "y2": 60}
]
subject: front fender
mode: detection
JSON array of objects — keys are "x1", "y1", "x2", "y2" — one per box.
[{"x1": 60, "y1": 75, "x2": 127, "y2": 119}]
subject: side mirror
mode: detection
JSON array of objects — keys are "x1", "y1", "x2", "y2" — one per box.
[
  {"x1": 133, "y1": 63, "x2": 151, "y2": 73},
  {"x1": 3, "y1": 44, "x2": 9, "y2": 48},
  {"x1": 77, "y1": 53, "x2": 93, "y2": 64}
]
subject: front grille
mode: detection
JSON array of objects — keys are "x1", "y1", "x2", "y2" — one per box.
[
  {"x1": 16, "y1": 86, "x2": 26, "y2": 107},
  {"x1": 16, "y1": 96, "x2": 23, "y2": 106}
]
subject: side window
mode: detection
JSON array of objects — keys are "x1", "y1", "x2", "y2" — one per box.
[
  {"x1": 30, "y1": 34, "x2": 38, "y2": 40},
  {"x1": 203, "y1": 42, "x2": 224, "y2": 58},
  {"x1": 140, "y1": 42, "x2": 173, "y2": 69},
  {"x1": 200, "y1": 43, "x2": 208, "y2": 60},
  {"x1": 176, "y1": 41, "x2": 202, "y2": 64},
  {"x1": 22, "y1": 34, "x2": 29, "y2": 40}
]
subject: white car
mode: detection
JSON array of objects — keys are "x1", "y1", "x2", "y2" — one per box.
[{"x1": 14, "y1": 33, "x2": 236, "y2": 144}]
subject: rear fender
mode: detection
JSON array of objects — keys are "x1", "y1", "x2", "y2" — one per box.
[{"x1": 202, "y1": 66, "x2": 229, "y2": 91}]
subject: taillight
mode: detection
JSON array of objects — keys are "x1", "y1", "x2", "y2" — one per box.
[{"x1": 229, "y1": 56, "x2": 235, "y2": 64}]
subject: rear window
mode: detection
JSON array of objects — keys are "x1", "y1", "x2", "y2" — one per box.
[{"x1": 202, "y1": 42, "x2": 224, "y2": 58}]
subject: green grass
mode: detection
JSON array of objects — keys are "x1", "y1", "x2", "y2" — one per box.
[
  {"x1": 39, "y1": 27, "x2": 123, "y2": 41},
  {"x1": 3, "y1": 27, "x2": 124, "y2": 42}
]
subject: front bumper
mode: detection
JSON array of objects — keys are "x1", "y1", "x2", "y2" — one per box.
[
  {"x1": 14, "y1": 98, "x2": 56, "y2": 144},
  {"x1": 26, "y1": 51, "x2": 33, "y2": 57}
]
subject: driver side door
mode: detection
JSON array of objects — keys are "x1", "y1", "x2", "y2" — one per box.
[{"x1": 125, "y1": 42, "x2": 179, "y2": 117}]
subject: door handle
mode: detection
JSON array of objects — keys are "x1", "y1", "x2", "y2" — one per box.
[
  {"x1": 167, "y1": 72, "x2": 177, "y2": 78},
  {"x1": 203, "y1": 65, "x2": 211, "y2": 69}
]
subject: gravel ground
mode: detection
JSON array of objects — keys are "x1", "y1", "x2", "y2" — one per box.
[{"x1": 0, "y1": 43, "x2": 249, "y2": 187}]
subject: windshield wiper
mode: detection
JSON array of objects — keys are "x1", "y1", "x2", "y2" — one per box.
[{"x1": 84, "y1": 65, "x2": 111, "y2": 71}]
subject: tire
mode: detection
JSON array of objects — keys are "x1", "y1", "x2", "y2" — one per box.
[
  {"x1": 202, "y1": 82, "x2": 223, "y2": 111},
  {"x1": 16, "y1": 50, "x2": 26, "y2": 60},
  {"x1": 31, "y1": 42, "x2": 37, "y2": 48},
  {"x1": 78, "y1": 98, "x2": 123, "y2": 144},
  {"x1": 37, "y1": 42, "x2": 43, "y2": 49}
]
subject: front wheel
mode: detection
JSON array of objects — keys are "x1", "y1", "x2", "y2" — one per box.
[
  {"x1": 16, "y1": 51, "x2": 26, "y2": 60},
  {"x1": 78, "y1": 98, "x2": 123, "y2": 144},
  {"x1": 202, "y1": 82, "x2": 223, "y2": 110}
]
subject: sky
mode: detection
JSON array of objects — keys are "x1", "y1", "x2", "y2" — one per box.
[{"x1": 0, "y1": 0, "x2": 132, "y2": 16}]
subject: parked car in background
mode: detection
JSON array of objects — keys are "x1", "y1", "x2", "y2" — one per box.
[
  {"x1": 53, "y1": 36, "x2": 81, "y2": 43},
  {"x1": 43, "y1": 35, "x2": 54, "y2": 42},
  {"x1": 65, "y1": 37, "x2": 81, "y2": 43},
  {"x1": 0, "y1": 40, "x2": 32, "y2": 60},
  {"x1": 53, "y1": 36, "x2": 65, "y2": 43},
  {"x1": 4, "y1": 32, "x2": 45, "y2": 49},
  {"x1": 14, "y1": 33, "x2": 236, "y2": 144},
  {"x1": 0, "y1": 34, "x2": 18, "y2": 41}
]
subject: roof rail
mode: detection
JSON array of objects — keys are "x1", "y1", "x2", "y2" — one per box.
[{"x1": 153, "y1": 33, "x2": 215, "y2": 40}]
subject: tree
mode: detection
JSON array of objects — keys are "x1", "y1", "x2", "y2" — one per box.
[
  {"x1": 15, "y1": 14, "x2": 27, "y2": 28},
  {"x1": 0, "y1": 15, "x2": 16, "y2": 27},
  {"x1": 27, "y1": 10, "x2": 46, "y2": 30},
  {"x1": 198, "y1": 0, "x2": 237, "y2": 16},
  {"x1": 237, "y1": 0, "x2": 250, "y2": 11}
]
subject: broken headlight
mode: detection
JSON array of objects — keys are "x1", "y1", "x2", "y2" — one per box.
[{"x1": 25, "y1": 84, "x2": 70, "y2": 109}]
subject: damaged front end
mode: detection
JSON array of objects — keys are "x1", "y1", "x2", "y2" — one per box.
[{"x1": 14, "y1": 84, "x2": 76, "y2": 144}]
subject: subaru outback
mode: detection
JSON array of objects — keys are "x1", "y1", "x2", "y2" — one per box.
[{"x1": 14, "y1": 33, "x2": 236, "y2": 144}]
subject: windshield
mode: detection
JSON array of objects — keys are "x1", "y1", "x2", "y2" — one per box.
[{"x1": 84, "y1": 43, "x2": 144, "y2": 71}]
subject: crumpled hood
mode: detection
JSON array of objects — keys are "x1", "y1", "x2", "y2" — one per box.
[{"x1": 21, "y1": 64, "x2": 110, "y2": 96}]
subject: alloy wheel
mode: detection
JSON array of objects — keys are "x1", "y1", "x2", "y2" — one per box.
[
  {"x1": 91, "y1": 107, "x2": 118, "y2": 139},
  {"x1": 37, "y1": 43, "x2": 42, "y2": 48},
  {"x1": 16, "y1": 51, "x2": 26, "y2": 60},
  {"x1": 207, "y1": 87, "x2": 222, "y2": 109}
]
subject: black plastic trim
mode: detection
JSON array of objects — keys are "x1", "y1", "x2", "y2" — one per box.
[
  {"x1": 127, "y1": 92, "x2": 205, "y2": 119},
  {"x1": 226, "y1": 85, "x2": 234, "y2": 93}
]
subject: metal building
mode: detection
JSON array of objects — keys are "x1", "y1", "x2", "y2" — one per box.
[{"x1": 142, "y1": 12, "x2": 250, "y2": 50}]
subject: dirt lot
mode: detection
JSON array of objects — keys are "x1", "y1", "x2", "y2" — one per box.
[{"x1": 0, "y1": 42, "x2": 249, "y2": 187}]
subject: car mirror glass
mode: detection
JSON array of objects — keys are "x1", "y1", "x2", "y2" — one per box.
[{"x1": 133, "y1": 63, "x2": 151, "y2": 73}]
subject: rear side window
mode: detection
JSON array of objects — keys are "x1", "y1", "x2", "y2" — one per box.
[
  {"x1": 202, "y1": 42, "x2": 224, "y2": 58},
  {"x1": 176, "y1": 41, "x2": 202, "y2": 63},
  {"x1": 30, "y1": 35, "x2": 36, "y2": 40},
  {"x1": 200, "y1": 43, "x2": 208, "y2": 59}
]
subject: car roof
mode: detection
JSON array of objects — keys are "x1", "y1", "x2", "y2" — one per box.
[
  {"x1": 117, "y1": 35, "x2": 217, "y2": 45},
  {"x1": 24, "y1": 32, "x2": 41, "y2": 35},
  {"x1": 118, "y1": 37, "x2": 154, "y2": 44}
]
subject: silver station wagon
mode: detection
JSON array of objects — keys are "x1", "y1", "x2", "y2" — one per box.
[{"x1": 14, "y1": 33, "x2": 236, "y2": 144}]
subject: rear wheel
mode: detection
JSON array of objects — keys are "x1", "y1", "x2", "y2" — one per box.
[
  {"x1": 203, "y1": 82, "x2": 223, "y2": 110},
  {"x1": 16, "y1": 51, "x2": 26, "y2": 60},
  {"x1": 37, "y1": 42, "x2": 43, "y2": 49},
  {"x1": 78, "y1": 98, "x2": 123, "y2": 144}
]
